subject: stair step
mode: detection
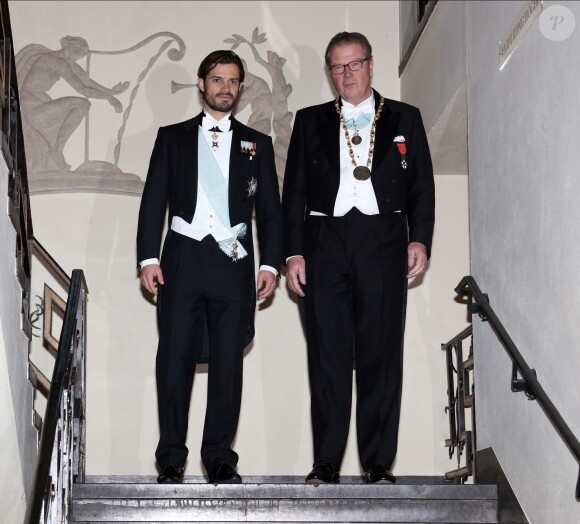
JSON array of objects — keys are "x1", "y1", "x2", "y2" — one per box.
[
  {"x1": 72, "y1": 476, "x2": 498, "y2": 523},
  {"x1": 84, "y1": 475, "x2": 460, "y2": 485}
]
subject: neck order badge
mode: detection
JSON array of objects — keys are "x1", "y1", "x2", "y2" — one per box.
[{"x1": 345, "y1": 113, "x2": 372, "y2": 145}]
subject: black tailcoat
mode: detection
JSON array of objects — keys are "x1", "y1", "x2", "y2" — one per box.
[{"x1": 137, "y1": 113, "x2": 282, "y2": 472}]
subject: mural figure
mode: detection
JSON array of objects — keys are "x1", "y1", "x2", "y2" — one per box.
[
  {"x1": 235, "y1": 59, "x2": 274, "y2": 135},
  {"x1": 15, "y1": 28, "x2": 289, "y2": 196},
  {"x1": 224, "y1": 27, "x2": 293, "y2": 190},
  {"x1": 17, "y1": 36, "x2": 128, "y2": 173},
  {"x1": 16, "y1": 33, "x2": 186, "y2": 195}
]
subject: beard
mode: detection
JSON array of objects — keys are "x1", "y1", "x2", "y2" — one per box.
[{"x1": 202, "y1": 90, "x2": 237, "y2": 114}]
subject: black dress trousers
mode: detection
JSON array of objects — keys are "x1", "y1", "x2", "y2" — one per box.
[
  {"x1": 154, "y1": 232, "x2": 255, "y2": 473},
  {"x1": 303, "y1": 208, "x2": 408, "y2": 471}
]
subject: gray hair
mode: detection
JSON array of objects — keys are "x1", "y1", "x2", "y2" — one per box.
[{"x1": 324, "y1": 32, "x2": 373, "y2": 66}]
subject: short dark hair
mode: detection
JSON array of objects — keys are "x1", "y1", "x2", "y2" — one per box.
[
  {"x1": 197, "y1": 50, "x2": 245, "y2": 83},
  {"x1": 324, "y1": 32, "x2": 373, "y2": 66}
]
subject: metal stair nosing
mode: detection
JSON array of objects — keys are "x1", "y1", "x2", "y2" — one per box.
[{"x1": 71, "y1": 477, "x2": 498, "y2": 523}]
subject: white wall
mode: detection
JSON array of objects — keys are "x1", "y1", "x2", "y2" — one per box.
[
  {"x1": 0, "y1": 154, "x2": 33, "y2": 522},
  {"x1": 467, "y1": 1, "x2": 580, "y2": 522},
  {"x1": 0, "y1": 325, "x2": 27, "y2": 523},
  {"x1": 399, "y1": 174, "x2": 470, "y2": 475},
  {"x1": 10, "y1": 0, "x2": 463, "y2": 479}
]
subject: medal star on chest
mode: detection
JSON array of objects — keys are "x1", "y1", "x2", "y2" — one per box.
[{"x1": 246, "y1": 177, "x2": 257, "y2": 197}]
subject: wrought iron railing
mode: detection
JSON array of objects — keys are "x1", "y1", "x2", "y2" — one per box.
[
  {"x1": 1, "y1": 0, "x2": 33, "y2": 338},
  {"x1": 28, "y1": 237, "x2": 78, "y2": 444},
  {"x1": 26, "y1": 267, "x2": 88, "y2": 524},
  {"x1": 0, "y1": 0, "x2": 90, "y2": 520},
  {"x1": 443, "y1": 275, "x2": 580, "y2": 500}
]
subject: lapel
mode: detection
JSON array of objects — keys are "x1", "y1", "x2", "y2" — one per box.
[
  {"x1": 183, "y1": 113, "x2": 203, "y2": 199},
  {"x1": 371, "y1": 90, "x2": 400, "y2": 173},
  {"x1": 228, "y1": 117, "x2": 251, "y2": 221},
  {"x1": 318, "y1": 102, "x2": 341, "y2": 177}
]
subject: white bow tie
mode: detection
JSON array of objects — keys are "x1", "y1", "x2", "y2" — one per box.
[
  {"x1": 202, "y1": 115, "x2": 231, "y2": 132},
  {"x1": 342, "y1": 98, "x2": 374, "y2": 120}
]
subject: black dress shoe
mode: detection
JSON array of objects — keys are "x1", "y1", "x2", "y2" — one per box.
[
  {"x1": 364, "y1": 465, "x2": 396, "y2": 485},
  {"x1": 305, "y1": 461, "x2": 339, "y2": 484},
  {"x1": 157, "y1": 465, "x2": 185, "y2": 484},
  {"x1": 208, "y1": 462, "x2": 242, "y2": 484}
]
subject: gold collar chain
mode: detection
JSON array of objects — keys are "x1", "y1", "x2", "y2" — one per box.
[{"x1": 335, "y1": 96, "x2": 385, "y2": 180}]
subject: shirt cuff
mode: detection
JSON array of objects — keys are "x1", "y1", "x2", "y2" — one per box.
[
  {"x1": 259, "y1": 265, "x2": 278, "y2": 277},
  {"x1": 139, "y1": 258, "x2": 160, "y2": 269}
]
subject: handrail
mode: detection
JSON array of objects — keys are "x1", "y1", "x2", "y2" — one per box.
[
  {"x1": 26, "y1": 269, "x2": 88, "y2": 524},
  {"x1": 456, "y1": 275, "x2": 580, "y2": 500},
  {"x1": 32, "y1": 237, "x2": 71, "y2": 287}
]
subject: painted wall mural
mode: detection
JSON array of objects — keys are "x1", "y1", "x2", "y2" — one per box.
[{"x1": 15, "y1": 28, "x2": 292, "y2": 196}]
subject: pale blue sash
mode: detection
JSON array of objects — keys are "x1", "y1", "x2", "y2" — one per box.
[{"x1": 197, "y1": 129, "x2": 248, "y2": 260}]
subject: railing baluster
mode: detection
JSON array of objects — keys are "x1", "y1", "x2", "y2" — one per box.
[
  {"x1": 442, "y1": 326, "x2": 474, "y2": 483},
  {"x1": 443, "y1": 339, "x2": 458, "y2": 454}
]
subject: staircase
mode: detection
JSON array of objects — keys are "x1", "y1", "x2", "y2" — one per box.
[{"x1": 71, "y1": 475, "x2": 498, "y2": 523}]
